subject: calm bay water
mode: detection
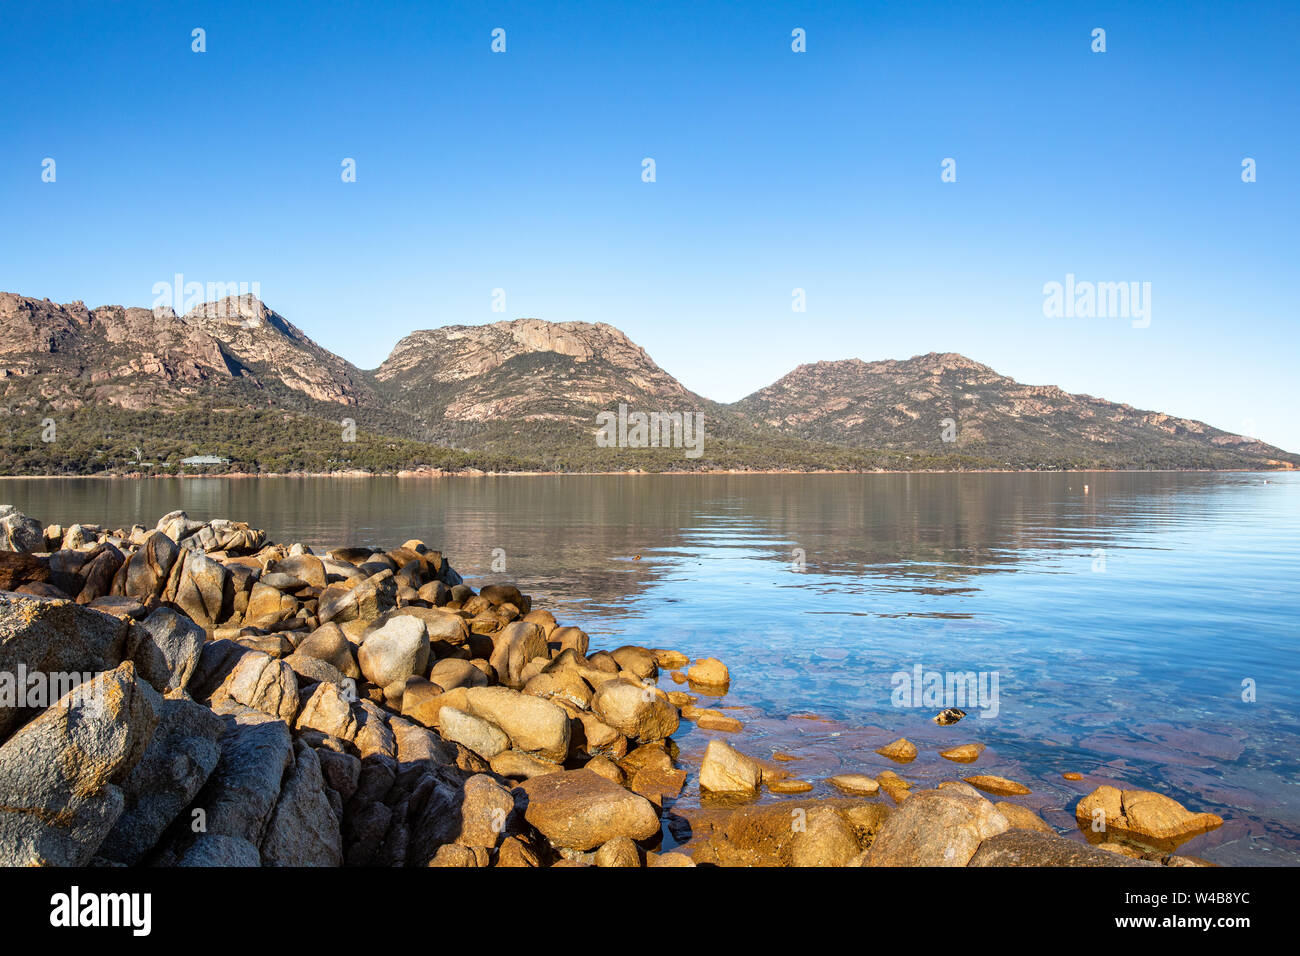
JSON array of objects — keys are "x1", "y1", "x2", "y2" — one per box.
[{"x1": 4, "y1": 472, "x2": 1297, "y2": 865}]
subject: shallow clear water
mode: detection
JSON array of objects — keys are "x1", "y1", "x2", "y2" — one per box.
[{"x1": 4, "y1": 472, "x2": 1297, "y2": 864}]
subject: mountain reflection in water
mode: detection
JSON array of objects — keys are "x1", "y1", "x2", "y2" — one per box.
[{"x1": 5, "y1": 471, "x2": 1297, "y2": 864}]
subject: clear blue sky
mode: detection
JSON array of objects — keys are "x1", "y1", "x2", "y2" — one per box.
[{"x1": 2, "y1": 1, "x2": 1296, "y2": 450}]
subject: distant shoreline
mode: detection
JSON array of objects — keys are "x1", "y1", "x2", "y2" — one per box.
[{"x1": 0, "y1": 467, "x2": 1290, "y2": 480}]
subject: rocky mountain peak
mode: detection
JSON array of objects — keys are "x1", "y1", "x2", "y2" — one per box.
[
  {"x1": 0, "y1": 293, "x2": 89, "y2": 354},
  {"x1": 377, "y1": 317, "x2": 682, "y2": 392},
  {"x1": 909, "y1": 351, "x2": 996, "y2": 374},
  {"x1": 0, "y1": 291, "x2": 370, "y2": 409},
  {"x1": 182, "y1": 295, "x2": 299, "y2": 341},
  {"x1": 378, "y1": 317, "x2": 656, "y2": 380},
  {"x1": 2, "y1": 290, "x2": 1293, "y2": 471},
  {"x1": 374, "y1": 316, "x2": 697, "y2": 433}
]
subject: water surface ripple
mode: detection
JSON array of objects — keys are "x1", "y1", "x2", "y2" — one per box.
[{"x1": 5, "y1": 472, "x2": 1296, "y2": 864}]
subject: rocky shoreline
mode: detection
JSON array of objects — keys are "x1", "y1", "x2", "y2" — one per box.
[
  {"x1": 1, "y1": 467, "x2": 1283, "y2": 480},
  {"x1": 0, "y1": 504, "x2": 1225, "y2": 867}
]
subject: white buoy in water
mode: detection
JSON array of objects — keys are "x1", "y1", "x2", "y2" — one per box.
[{"x1": 1084, "y1": 484, "x2": 1090, "y2": 495}]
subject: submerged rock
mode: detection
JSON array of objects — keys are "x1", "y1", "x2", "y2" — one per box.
[
  {"x1": 875, "y1": 737, "x2": 918, "y2": 763},
  {"x1": 939, "y1": 743, "x2": 985, "y2": 763},
  {"x1": 964, "y1": 774, "x2": 1032, "y2": 796},
  {"x1": 826, "y1": 773, "x2": 880, "y2": 796},
  {"x1": 1075, "y1": 785, "x2": 1224, "y2": 851},
  {"x1": 696, "y1": 710, "x2": 744, "y2": 732},
  {"x1": 994, "y1": 801, "x2": 1053, "y2": 833}
]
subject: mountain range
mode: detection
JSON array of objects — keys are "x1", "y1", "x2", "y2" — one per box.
[{"x1": 1, "y1": 291, "x2": 1293, "y2": 474}]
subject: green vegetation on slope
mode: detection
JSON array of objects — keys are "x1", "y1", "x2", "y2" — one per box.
[{"x1": 0, "y1": 403, "x2": 1012, "y2": 475}]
